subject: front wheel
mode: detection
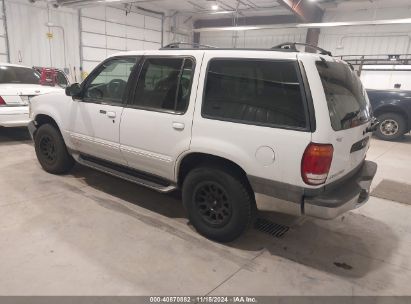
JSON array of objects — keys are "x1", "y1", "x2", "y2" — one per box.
[
  {"x1": 375, "y1": 113, "x2": 407, "y2": 141},
  {"x1": 34, "y1": 123, "x2": 74, "y2": 174},
  {"x1": 182, "y1": 167, "x2": 255, "y2": 242}
]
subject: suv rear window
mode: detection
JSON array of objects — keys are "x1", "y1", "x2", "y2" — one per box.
[
  {"x1": 202, "y1": 59, "x2": 307, "y2": 129},
  {"x1": 316, "y1": 60, "x2": 371, "y2": 131}
]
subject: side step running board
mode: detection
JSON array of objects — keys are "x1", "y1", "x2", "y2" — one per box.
[{"x1": 75, "y1": 154, "x2": 177, "y2": 193}]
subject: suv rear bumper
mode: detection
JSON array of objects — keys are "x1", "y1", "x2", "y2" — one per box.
[
  {"x1": 249, "y1": 160, "x2": 377, "y2": 220},
  {"x1": 303, "y1": 160, "x2": 377, "y2": 219}
]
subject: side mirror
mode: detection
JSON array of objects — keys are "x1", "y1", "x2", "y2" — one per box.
[{"x1": 65, "y1": 83, "x2": 82, "y2": 98}]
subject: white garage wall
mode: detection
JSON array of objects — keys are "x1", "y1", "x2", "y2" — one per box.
[
  {"x1": 198, "y1": 5, "x2": 411, "y2": 52},
  {"x1": 318, "y1": 6, "x2": 411, "y2": 90},
  {"x1": 4, "y1": 0, "x2": 80, "y2": 82},
  {"x1": 319, "y1": 7, "x2": 411, "y2": 56},
  {"x1": 80, "y1": 6, "x2": 163, "y2": 74},
  {"x1": 200, "y1": 27, "x2": 307, "y2": 49},
  {"x1": 361, "y1": 66, "x2": 411, "y2": 90},
  {"x1": 0, "y1": 0, "x2": 9, "y2": 63},
  {"x1": 163, "y1": 14, "x2": 192, "y2": 46}
]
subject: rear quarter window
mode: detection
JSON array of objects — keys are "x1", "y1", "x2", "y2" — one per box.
[{"x1": 202, "y1": 59, "x2": 308, "y2": 130}]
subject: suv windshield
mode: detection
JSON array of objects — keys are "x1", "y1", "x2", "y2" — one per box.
[
  {"x1": 316, "y1": 60, "x2": 371, "y2": 131},
  {"x1": 0, "y1": 66, "x2": 40, "y2": 84}
]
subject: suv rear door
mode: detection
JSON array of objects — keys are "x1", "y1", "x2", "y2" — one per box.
[
  {"x1": 191, "y1": 51, "x2": 313, "y2": 191},
  {"x1": 299, "y1": 54, "x2": 372, "y2": 185}
]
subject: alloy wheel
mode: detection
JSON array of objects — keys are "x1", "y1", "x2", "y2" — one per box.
[
  {"x1": 39, "y1": 135, "x2": 57, "y2": 163},
  {"x1": 193, "y1": 181, "x2": 232, "y2": 227},
  {"x1": 380, "y1": 119, "x2": 399, "y2": 136}
]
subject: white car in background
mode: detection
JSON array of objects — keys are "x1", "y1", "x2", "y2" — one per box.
[{"x1": 0, "y1": 63, "x2": 62, "y2": 127}]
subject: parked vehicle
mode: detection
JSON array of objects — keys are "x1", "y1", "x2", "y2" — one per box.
[
  {"x1": 28, "y1": 44, "x2": 377, "y2": 242},
  {"x1": 33, "y1": 67, "x2": 70, "y2": 88},
  {"x1": 0, "y1": 63, "x2": 62, "y2": 127},
  {"x1": 367, "y1": 89, "x2": 411, "y2": 141}
]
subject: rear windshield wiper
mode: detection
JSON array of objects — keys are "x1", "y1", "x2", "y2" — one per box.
[
  {"x1": 365, "y1": 118, "x2": 380, "y2": 134},
  {"x1": 341, "y1": 110, "x2": 360, "y2": 124}
]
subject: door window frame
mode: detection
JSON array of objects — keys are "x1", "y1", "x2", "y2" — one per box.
[
  {"x1": 126, "y1": 55, "x2": 196, "y2": 115},
  {"x1": 79, "y1": 56, "x2": 141, "y2": 106}
]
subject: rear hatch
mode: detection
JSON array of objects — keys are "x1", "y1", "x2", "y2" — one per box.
[{"x1": 314, "y1": 58, "x2": 373, "y2": 184}]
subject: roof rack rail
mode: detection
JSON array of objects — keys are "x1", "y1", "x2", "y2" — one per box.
[
  {"x1": 161, "y1": 42, "x2": 217, "y2": 49},
  {"x1": 272, "y1": 42, "x2": 332, "y2": 56}
]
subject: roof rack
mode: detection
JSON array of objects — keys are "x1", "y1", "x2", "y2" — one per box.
[
  {"x1": 161, "y1": 42, "x2": 217, "y2": 49},
  {"x1": 160, "y1": 41, "x2": 332, "y2": 56},
  {"x1": 272, "y1": 42, "x2": 332, "y2": 56}
]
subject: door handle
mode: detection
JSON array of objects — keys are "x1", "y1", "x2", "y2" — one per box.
[
  {"x1": 172, "y1": 122, "x2": 185, "y2": 130},
  {"x1": 107, "y1": 111, "x2": 116, "y2": 119}
]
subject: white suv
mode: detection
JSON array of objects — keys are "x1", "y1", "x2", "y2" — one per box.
[{"x1": 28, "y1": 43, "x2": 377, "y2": 242}]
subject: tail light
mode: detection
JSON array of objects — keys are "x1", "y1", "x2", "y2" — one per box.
[
  {"x1": 301, "y1": 143, "x2": 334, "y2": 185},
  {"x1": 0, "y1": 96, "x2": 6, "y2": 106}
]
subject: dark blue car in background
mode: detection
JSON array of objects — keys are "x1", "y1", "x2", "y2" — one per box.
[{"x1": 367, "y1": 89, "x2": 411, "y2": 141}]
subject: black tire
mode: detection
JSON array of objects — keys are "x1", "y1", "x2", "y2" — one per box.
[
  {"x1": 34, "y1": 123, "x2": 74, "y2": 174},
  {"x1": 182, "y1": 166, "x2": 255, "y2": 243},
  {"x1": 375, "y1": 113, "x2": 407, "y2": 141}
]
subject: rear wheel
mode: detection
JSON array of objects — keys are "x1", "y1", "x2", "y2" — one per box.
[
  {"x1": 182, "y1": 166, "x2": 255, "y2": 242},
  {"x1": 34, "y1": 124, "x2": 74, "y2": 174},
  {"x1": 375, "y1": 113, "x2": 407, "y2": 141}
]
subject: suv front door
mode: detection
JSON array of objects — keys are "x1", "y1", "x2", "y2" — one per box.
[
  {"x1": 120, "y1": 54, "x2": 201, "y2": 181},
  {"x1": 68, "y1": 56, "x2": 139, "y2": 164}
]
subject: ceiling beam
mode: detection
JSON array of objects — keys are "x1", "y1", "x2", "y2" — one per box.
[
  {"x1": 277, "y1": 0, "x2": 323, "y2": 22},
  {"x1": 194, "y1": 15, "x2": 298, "y2": 28}
]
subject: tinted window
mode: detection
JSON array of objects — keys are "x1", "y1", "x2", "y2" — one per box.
[
  {"x1": 132, "y1": 58, "x2": 194, "y2": 113},
  {"x1": 203, "y1": 59, "x2": 307, "y2": 129},
  {"x1": 316, "y1": 61, "x2": 371, "y2": 131},
  {"x1": 84, "y1": 57, "x2": 137, "y2": 103},
  {"x1": 0, "y1": 66, "x2": 40, "y2": 84}
]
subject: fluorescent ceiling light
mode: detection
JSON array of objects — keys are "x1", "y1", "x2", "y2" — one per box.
[
  {"x1": 209, "y1": 10, "x2": 235, "y2": 14},
  {"x1": 297, "y1": 18, "x2": 411, "y2": 28},
  {"x1": 193, "y1": 18, "x2": 411, "y2": 32},
  {"x1": 195, "y1": 26, "x2": 262, "y2": 32},
  {"x1": 211, "y1": 4, "x2": 219, "y2": 10}
]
